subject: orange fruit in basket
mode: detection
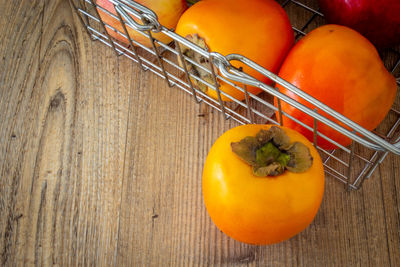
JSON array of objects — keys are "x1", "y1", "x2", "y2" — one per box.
[
  {"x1": 275, "y1": 24, "x2": 397, "y2": 150},
  {"x1": 175, "y1": 0, "x2": 294, "y2": 101},
  {"x1": 96, "y1": 0, "x2": 187, "y2": 47}
]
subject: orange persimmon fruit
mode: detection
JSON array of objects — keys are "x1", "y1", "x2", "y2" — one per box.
[
  {"x1": 202, "y1": 124, "x2": 325, "y2": 245},
  {"x1": 175, "y1": 0, "x2": 294, "y2": 101},
  {"x1": 275, "y1": 24, "x2": 397, "y2": 150}
]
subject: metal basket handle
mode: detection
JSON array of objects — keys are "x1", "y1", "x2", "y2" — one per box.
[{"x1": 211, "y1": 53, "x2": 400, "y2": 155}]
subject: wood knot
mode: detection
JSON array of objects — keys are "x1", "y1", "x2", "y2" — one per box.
[
  {"x1": 49, "y1": 91, "x2": 65, "y2": 110},
  {"x1": 50, "y1": 97, "x2": 61, "y2": 109}
]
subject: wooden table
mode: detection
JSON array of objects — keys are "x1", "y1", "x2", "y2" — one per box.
[{"x1": 1, "y1": 0, "x2": 399, "y2": 266}]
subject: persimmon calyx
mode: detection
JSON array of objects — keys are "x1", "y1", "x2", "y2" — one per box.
[
  {"x1": 178, "y1": 34, "x2": 217, "y2": 93},
  {"x1": 231, "y1": 126, "x2": 313, "y2": 176}
]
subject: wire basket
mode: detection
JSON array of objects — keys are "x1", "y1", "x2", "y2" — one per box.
[{"x1": 70, "y1": 0, "x2": 400, "y2": 190}]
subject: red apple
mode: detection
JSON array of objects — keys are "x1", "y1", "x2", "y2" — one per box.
[{"x1": 318, "y1": 0, "x2": 400, "y2": 49}]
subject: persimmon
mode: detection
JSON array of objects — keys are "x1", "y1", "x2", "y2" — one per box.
[
  {"x1": 175, "y1": 0, "x2": 294, "y2": 101},
  {"x1": 202, "y1": 124, "x2": 325, "y2": 245},
  {"x1": 96, "y1": 0, "x2": 187, "y2": 47},
  {"x1": 276, "y1": 24, "x2": 397, "y2": 150}
]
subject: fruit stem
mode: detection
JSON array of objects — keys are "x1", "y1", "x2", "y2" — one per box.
[{"x1": 231, "y1": 127, "x2": 313, "y2": 177}]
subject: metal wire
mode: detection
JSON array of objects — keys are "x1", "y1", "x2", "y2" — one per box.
[{"x1": 71, "y1": 0, "x2": 400, "y2": 190}]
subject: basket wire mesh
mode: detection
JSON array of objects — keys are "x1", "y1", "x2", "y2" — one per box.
[{"x1": 70, "y1": 0, "x2": 400, "y2": 190}]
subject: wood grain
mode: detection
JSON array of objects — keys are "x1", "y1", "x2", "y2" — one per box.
[{"x1": 0, "y1": 0, "x2": 399, "y2": 266}]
